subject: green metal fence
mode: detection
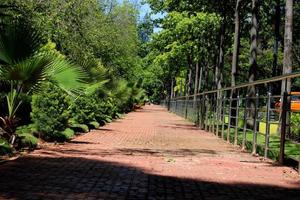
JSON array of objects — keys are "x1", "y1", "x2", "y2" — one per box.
[{"x1": 162, "y1": 72, "x2": 300, "y2": 173}]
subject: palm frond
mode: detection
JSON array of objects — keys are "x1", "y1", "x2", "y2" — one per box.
[
  {"x1": 0, "y1": 56, "x2": 53, "y2": 92},
  {"x1": 112, "y1": 79, "x2": 132, "y2": 103},
  {"x1": 0, "y1": 53, "x2": 88, "y2": 95},
  {"x1": 0, "y1": 20, "x2": 43, "y2": 65},
  {"x1": 85, "y1": 79, "x2": 110, "y2": 96},
  {"x1": 47, "y1": 56, "x2": 88, "y2": 96}
]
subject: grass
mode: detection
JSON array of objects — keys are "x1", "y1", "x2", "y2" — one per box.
[
  {"x1": 170, "y1": 108, "x2": 300, "y2": 162},
  {"x1": 218, "y1": 126, "x2": 300, "y2": 161}
]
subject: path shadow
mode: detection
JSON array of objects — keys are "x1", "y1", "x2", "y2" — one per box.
[
  {"x1": 116, "y1": 148, "x2": 216, "y2": 157},
  {"x1": 0, "y1": 156, "x2": 299, "y2": 200},
  {"x1": 69, "y1": 141, "x2": 94, "y2": 144},
  {"x1": 97, "y1": 128, "x2": 115, "y2": 132},
  {"x1": 135, "y1": 106, "x2": 165, "y2": 113},
  {"x1": 35, "y1": 147, "x2": 218, "y2": 158},
  {"x1": 159, "y1": 123, "x2": 200, "y2": 131}
]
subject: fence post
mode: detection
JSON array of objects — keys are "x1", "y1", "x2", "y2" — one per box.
[
  {"x1": 210, "y1": 96, "x2": 213, "y2": 133},
  {"x1": 205, "y1": 95, "x2": 209, "y2": 131},
  {"x1": 196, "y1": 96, "x2": 200, "y2": 126},
  {"x1": 216, "y1": 93, "x2": 222, "y2": 137},
  {"x1": 185, "y1": 96, "x2": 188, "y2": 119},
  {"x1": 264, "y1": 92, "x2": 271, "y2": 159},
  {"x1": 221, "y1": 96, "x2": 226, "y2": 139},
  {"x1": 234, "y1": 95, "x2": 240, "y2": 146},
  {"x1": 175, "y1": 99, "x2": 178, "y2": 114},
  {"x1": 212, "y1": 94, "x2": 216, "y2": 134},
  {"x1": 199, "y1": 96, "x2": 203, "y2": 128},
  {"x1": 242, "y1": 95, "x2": 249, "y2": 150},
  {"x1": 252, "y1": 92, "x2": 259, "y2": 155},
  {"x1": 279, "y1": 91, "x2": 288, "y2": 164},
  {"x1": 203, "y1": 95, "x2": 206, "y2": 129},
  {"x1": 227, "y1": 92, "x2": 233, "y2": 143}
]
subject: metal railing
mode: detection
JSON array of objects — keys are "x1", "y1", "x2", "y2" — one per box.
[{"x1": 162, "y1": 71, "x2": 300, "y2": 173}]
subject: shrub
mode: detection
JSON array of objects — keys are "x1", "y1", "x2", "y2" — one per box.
[
  {"x1": 0, "y1": 137, "x2": 12, "y2": 155},
  {"x1": 290, "y1": 113, "x2": 300, "y2": 141},
  {"x1": 69, "y1": 95, "x2": 97, "y2": 125},
  {"x1": 31, "y1": 83, "x2": 70, "y2": 141},
  {"x1": 17, "y1": 133, "x2": 38, "y2": 149},
  {"x1": 16, "y1": 124, "x2": 37, "y2": 135},
  {"x1": 94, "y1": 99, "x2": 114, "y2": 123},
  {"x1": 89, "y1": 121, "x2": 100, "y2": 129},
  {"x1": 15, "y1": 124, "x2": 38, "y2": 149},
  {"x1": 70, "y1": 123, "x2": 89, "y2": 133},
  {"x1": 61, "y1": 128, "x2": 75, "y2": 140}
]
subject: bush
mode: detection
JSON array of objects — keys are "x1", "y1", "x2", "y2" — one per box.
[
  {"x1": 89, "y1": 121, "x2": 100, "y2": 129},
  {"x1": 93, "y1": 99, "x2": 113, "y2": 123},
  {"x1": 69, "y1": 95, "x2": 97, "y2": 125},
  {"x1": 70, "y1": 123, "x2": 89, "y2": 133},
  {"x1": 16, "y1": 124, "x2": 37, "y2": 135},
  {"x1": 61, "y1": 128, "x2": 75, "y2": 140},
  {"x1": 290, "y1": 113, "x2": 300, "y2": 141},
  {"x1": 31, "y1": 83, "x2": 70, "y2": 141},
  {"x1": 17, "y1": 133, "x2": 38, "y2": 149},
  {"x1": 15, "y1": 124, "x2": 38, "y2": 149},
  {"x1": 0, "y1": 137, "x2": 12, "y2": 155}
]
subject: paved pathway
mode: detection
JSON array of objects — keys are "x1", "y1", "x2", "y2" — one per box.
[{"x1": 0, "y1": 105, "x2": 300, "y2": 200}]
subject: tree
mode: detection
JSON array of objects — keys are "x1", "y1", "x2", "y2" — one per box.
[
  {"x1": 282, "y1": 0, "x2": 294, "y2": 93},
  {"x1": 0, "y1": 20, "x2": 86, "y2": 144},
  {"x1": 232, "y1": 0, "x2": 243, "y2": 88}
]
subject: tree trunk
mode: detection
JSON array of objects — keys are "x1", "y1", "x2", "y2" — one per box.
[
  {"x1": 231, "y1": 0, "x2": 242, "y2": 87},
  {"x1": 280, "y1": 0, "x2": 293, "y2": 139},
  {"x1": 198, "y1": 64, "x2": 203, "y2": 93},
  {"x1": 282, "y1": 0, "x2": 293, "y2": 93},
  {"x1": 194, "y1": 62, "x2": 200, "y2": 95},
  {"x1": 187, "y1": 68, "x2": 192, "y2": 96},
  {"x1": 205, "y1": 63, "x2": 210, "y2": 91},
  {"x1": 248, "y1": 0, "x2": 259, "y2": 128},
  {"x1": 272, "y1": 0, "x2": 281, "y2": 78},
  {"x1": 180, "y1": 78, "x2": 184, "y2": 96},
  {"x1": 229, "y1": 0, "x2": 242, "y2": 127},
  {"x1": 193, "y1": 62, "x2": 200, "y2": 107},
  {"x1": 170, "y1": 78, "x2": 174, "y2": 99},
  {"x1": 271, "y1": 0, "x2": 281, "y2": 94},
  {"x1": 216, "y1": 6, "x2": 227, "y2": 91},
  {"x1": 249, "y1": 0, "x2": 259, "y2": 84},
  {"x1": 216, "y1": 13, "x2": 226, "y2": 123}
]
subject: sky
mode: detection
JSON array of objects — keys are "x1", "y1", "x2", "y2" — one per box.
[
  {"x1": 117, "y1": 0, "x2": 164, "y2": 32},
  {"x1": 117, "y1": 0, "x2": 164, "y2": 20}
]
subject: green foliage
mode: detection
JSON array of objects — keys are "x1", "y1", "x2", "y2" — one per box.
[
  {"x1": 5, "y1": 0, "x2": 143, "y2": 81},
  {"x1": 69, "y1": 95, "x2": 97, "y2": 125},
  {"x1": 93, "y1": 99, "x2": 115, "y2": 123},
  {"x1": 89, "y1": 121, "x2": 100, "y2": 129},
  {"x1": 61, "y1": 128, "x2": 75, "y2": 141},
  {"x1": 70, "y1": 124, "x2": 89, "y2": 133},
  {"x1": 0, "y1": 137, "x2": 12, "y2": 155},
  {"x1": 17, "y1": 133, "x2": 38, "y2": 149},
  {"x1": 0, "y1": 18, "x2": 87, "y2": 145},
  {"x1": 31, "y1": 83, "x2": 70, "y2": 141},
  {"x1": 291, "y1": 113, "x2": 300, "y2": 139},
  {"x1": 16, "y1": 124, "x2": 37, "y2": 135},
  {"x1": 0, "y1": 0, "x2": 148, "y2": 154}
]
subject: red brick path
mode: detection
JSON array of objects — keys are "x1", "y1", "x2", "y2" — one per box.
[{"x1": 0, "y1": 105, "x2": 300, "y2": 200}]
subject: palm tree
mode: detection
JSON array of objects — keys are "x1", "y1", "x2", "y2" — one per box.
[{"x1": 0, "y1": 20, "x2": 87, "y2": 144}]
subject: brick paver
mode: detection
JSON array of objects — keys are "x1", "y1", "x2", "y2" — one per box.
[{"x1": 0, "y1": 105, "x2": 300, "y2": 200}]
